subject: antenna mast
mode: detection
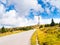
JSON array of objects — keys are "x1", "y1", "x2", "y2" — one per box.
[{"x1": 38, "y1": 11, "x2": 40, "y2": 28}]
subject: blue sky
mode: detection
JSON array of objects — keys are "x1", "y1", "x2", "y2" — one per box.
[
  {"x1": 0, "y1": 0, "x2": 60, "y2": 27},
  {"x1": 37, "y1": 0, "x2": 60, "y2": 19}
]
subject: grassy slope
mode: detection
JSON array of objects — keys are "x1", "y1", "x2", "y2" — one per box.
[
  {"x1": 31, "y1": 26, "x2": 60, "y2": 45},
  {"x1": 31, "y1": 30, "x2": 37, "y2": 45}
]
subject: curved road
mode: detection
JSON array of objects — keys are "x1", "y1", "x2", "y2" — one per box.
[{"x1": 0, "y1": 30, "x2": 35, "y2": 45}]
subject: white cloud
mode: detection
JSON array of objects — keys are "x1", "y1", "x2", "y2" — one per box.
[
  {"x1": 2, "y1": 10, "x2": 17, "y2": 25},
  {"x1": 0, "y1": 0, "x2": 6, "y2": 4},
  {"x1": 6, "y1": 0, "x2": 44, "y2": 16},
  {"x1": 43, "y1": 0, "x2": 60, "y2": 9},
  {"x1": 53, "y1": 18, "x2": 60, "y2": 23},
  {"x1": 50, "y1": 0, "x2": 60, "y2": 9},
  {"x1": 0, "y1": 4, "x2": 49, "y2": 27},
  {"x1": 45, "y1": 8, "x2": 50, "y2": 14},
  {"x1": 0, "y1": 4, "x2": 38, "y2": 27},
  {"x1": 0, "y1": 4, "x2": 5, "y2": 17}
]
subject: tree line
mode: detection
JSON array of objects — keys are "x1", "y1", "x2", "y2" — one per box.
[
  {"x1": 39, "y1": 18, "x2": 60, "y2": 28},
  {"x1": 0, "y1": 26, "x2": 34, "y2": 33}
]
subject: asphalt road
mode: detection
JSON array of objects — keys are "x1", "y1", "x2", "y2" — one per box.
[{"x1": 0, "y1": 30, "x2": 35, "y2": 45}]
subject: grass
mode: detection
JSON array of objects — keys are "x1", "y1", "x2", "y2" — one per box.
[
  {"x1": 37, "y1": 28, "x2": 46, "y2": 45},
  {"x1": 31, "y1": 30, "x2": 37, "y2": 45},
  {"x1": 31, "y1": 26, "x2": 60, "y2": 45},
  {"x1": 0, "y1": 30, "x2": 24, "y2": 37}
]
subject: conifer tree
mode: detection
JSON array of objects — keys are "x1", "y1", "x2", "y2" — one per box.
[
  {"x1": 50, "y1": 19, "x2": 55, "y2": 26},
  {"x1": 1, "y1": 26, "x2": 6, "y2": 33}
]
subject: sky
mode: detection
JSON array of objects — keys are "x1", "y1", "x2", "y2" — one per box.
[{"x1": 0, "y1": 0, "x2": 60, "y2": 28}]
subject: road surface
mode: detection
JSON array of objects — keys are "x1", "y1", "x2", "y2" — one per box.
[{"x1": 0, "y1": 30, "x2": 35, "y2": 45}]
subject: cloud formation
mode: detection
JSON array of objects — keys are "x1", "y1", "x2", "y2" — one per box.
[
  {"x1": 0, "y1": 4, "x2": 39, "y2": 27},
  {"x1": 0, "y1": 0, "x2": 60, "y2": 28},
  {"x1": 7, "y1": 0, "x2": 41, "y2": 16},
  {"x1": 37, "y1": 0, "x2": 60, "y2": 16}
]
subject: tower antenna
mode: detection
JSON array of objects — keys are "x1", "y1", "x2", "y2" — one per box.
[{"x1": 38, "y1": 11, "x2": 40, "y2": 28}]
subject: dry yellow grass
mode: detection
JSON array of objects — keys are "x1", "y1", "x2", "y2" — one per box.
[
  {"x1": 31, "y1": 30, "x2": 37, "y2": 45},
  {"x1": 0, "y1": 30, "x2": 24, "y2": 37},
  {"x1": 36, "y1": 28, "x2": 46, "y2": 45},
  {"x1": 31, "y1": 26, "x2": 60, "y2": 45}
]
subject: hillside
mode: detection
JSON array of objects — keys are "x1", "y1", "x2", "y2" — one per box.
[{"x1": 31, "y1": 25, "x2": 60, "y2": 45}]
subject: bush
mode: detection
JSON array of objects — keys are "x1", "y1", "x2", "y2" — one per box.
[
  {"x1": 10, "y1": 30, "x2": 13, "y2": 32},
  {"x1": 16, "y1": 26, "x2": 33, "y2": 31},
  {"x1": 57, "y1": 34, "x2": 60, "y2": 38},
  {"x1": 59, "y1": 22, "x2": 60, "y2": 27},
  {"x1": 39, "y1": 25, "x2": 43, "y2": 28},
  {"x1": 43, "y1": 42, "x2": 48, "y2": 45},
  {"x1": 45, "y1": 24, "x2": 50, "y2": 27}
]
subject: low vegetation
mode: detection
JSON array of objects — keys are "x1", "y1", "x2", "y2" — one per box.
[
  {"x1": 31, "y1": 26, "x2": 60, "y2": 45},
  {"x1": 0, "y1": 25, "x2": 34, "y2": 37},
  {"x1": 31, "y1": 19, "x2": 60, "y2": 45},
  {"x1": 0, "y1": 30, "x2": 23, "y2": 37},
  {"x1": 31, "y1": 31, "x2": 37, "y2": 45}
]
